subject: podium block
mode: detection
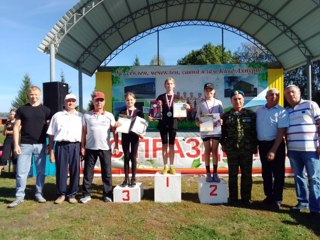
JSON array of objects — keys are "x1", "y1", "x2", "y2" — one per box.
[
  {"x1": 154, "y1": 172, "x2": 181, "y2": 202},
  {"x1": 113, "y1": 182, "x2": 144, "y2": 203},
  {"x1": 198, "y1": 176, "x2": 228, "y2": 204}
]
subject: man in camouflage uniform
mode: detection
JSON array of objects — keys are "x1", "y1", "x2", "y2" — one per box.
[{"x1": 221, "y1": 90, "x2": 257, "y2": 205}]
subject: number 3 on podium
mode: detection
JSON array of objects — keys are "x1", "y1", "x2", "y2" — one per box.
[{"x1": 122, "y1": 190, "x2": 130, "y2": 201}]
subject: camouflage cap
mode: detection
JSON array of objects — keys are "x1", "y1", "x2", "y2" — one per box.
[{"x1": 230, "y1": 90, "x2": 244, "y2": 99}]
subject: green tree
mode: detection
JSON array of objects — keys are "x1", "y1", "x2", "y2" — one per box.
[
  {"x1": 233, "y1": 42, "x2": 276, "y2": 63},
  {"x1": 60, "y1": 70, "x2": 66, "y2": 82},
  {"x1": 150, "y1": 54, "x2": 165, "y2": 66},
  {"x1": 60, "y1": 69, "x2": 72, "y2": 93},
  {"x1": 11, "y1": 73, "x2": 32, "y2": 109},
  {"x1": 177, "y1": 43, "x2": 235, "y2": 65},
  {"x1": 87, "y1": 89, "x2": 96, "y2": 111},
  {"x1": 133, "y1": 56, "x2": 140, "y2": 66}
]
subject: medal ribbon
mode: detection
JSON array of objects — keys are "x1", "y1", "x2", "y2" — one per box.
[
  {"x1": 165, "y1": 94, "x2": 174, "y2": 109},
  {"x1": 205, "y1": 99, "x2": 215, "y2": 114},
  {"x1": 126, "y1": 108, "x2": 135, "y2": 117}
]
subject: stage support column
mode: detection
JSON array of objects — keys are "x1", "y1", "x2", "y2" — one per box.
[
  {"x1": 78, "y1": 66, "x2": 83, "y2": 112},
  {"x1": 50, "y1": 43, "x2": 55, "y2": 82},
  {"x1": 307, "y1": 57, "x2": 312, "y2": 100}
]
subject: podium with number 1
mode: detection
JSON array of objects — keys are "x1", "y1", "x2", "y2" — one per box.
[{"x1": 154, "y1": 172, "x2": 181, "y2": 202}]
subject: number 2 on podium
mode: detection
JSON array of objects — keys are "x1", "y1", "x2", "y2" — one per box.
[{"x1": 209, "y1": 184, "x2": 218, "y2": 196}]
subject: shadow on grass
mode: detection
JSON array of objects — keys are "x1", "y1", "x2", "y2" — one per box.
[
  {"x1": 0, "y1": 182, "x2": 57, "y2": 204},
  {"x1": 252, "y1": 179, "x2": 296, "y2": 189},
  {"x1": 285, "y1": 211, "x2": 320, "y2": 236},
  {"x1": 141, "y1": 188, "x2": 154, "y2": 201},
  {"x1": 182, "y1": 192, "x2": 199, "y2": 203},
  {"x1": 234, "y1": 199, "x2": 320, "y2": 237}
]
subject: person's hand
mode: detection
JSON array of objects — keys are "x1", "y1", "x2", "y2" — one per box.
[
  {"x1": 148, "y1": 115, "x2": 154, "y2": 121},
  {"x1": 139, "y1": 134, "x2": 144, "y2": 139},
  {"x1": 14, "y1": 146, "x2": 21, "y2": 155},
  {"x1": 267, "y1": 151, "x2": 275, "y2": 161},
  {"x1": 115, "y1": 121, "x2": 121, "y2": 127},
  {"x1": 184, "y1": 103, "x2": 191, "y2": 110},
  {"x1": 81, "y1": 147, "x2": 86, "y2": 158},
  {"x1": 113, "y1": 147, "x2": 119, "y2": 155},
  {"x1": 49, "y1": 151, "x2": 55, "y2": 163},
  {"x1": 195, "y1": 120, "x2": 202, "y2": 127}
]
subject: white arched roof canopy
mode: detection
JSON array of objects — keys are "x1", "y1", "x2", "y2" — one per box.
[{"x1": 39, "y1": 0, "x2": 320, "y2": 76}]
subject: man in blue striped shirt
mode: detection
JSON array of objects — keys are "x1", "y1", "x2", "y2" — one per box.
[{"x1": 285, "y1": 85, "x2": 320, "y2": 219}]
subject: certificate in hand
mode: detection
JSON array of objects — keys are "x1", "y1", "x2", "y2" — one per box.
[
  {"x1": 199, "y1": 114, "x2": 214, "y2": 132},
  {"x1": 149, "y1": 100, "x2": 162, "y2": 120},
  {"x1": 116, "y1": 114, "x2": 131, "y2": 134},
  {"x1": 173, "y1": 102, "x2": 187, "y2": 118},
  {"x1": 212, "y1": 113, "x2": 221, "y2": 135},
  {"x1": 131, "y1": 116, "x2": 149, "y2": 136}
]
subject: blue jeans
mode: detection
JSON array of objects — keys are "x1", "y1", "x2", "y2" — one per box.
[
  {"x1": 16, "y1": 144, "x2": 47, "y2": 200},
  {"x1": 288, "y1": 150, "x2": 320, "y2": 213}
]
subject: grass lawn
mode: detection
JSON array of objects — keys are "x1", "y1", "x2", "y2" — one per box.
[{"x1": 0, "y1": 172, "x2": 319, "y2": 240}]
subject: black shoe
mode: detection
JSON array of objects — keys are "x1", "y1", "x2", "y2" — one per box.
[
  {"x1": 120, "y1": 179, "x2": 129, "y2": 187},
  {"x1": 129, "y1": 178, "x2": 136, "y2": 187},
  {"x1": 103, "y1": 196, "x2": 112, "y2": 202},
  {"x1": 227, "y1": 199, "x2": 239, "y2": 206},
  {"x1": 273, "y1": 201, "x2": 281, "y2": 211},
  {"x1": 241, "y1": 199, "x2": 252, "y2": 206},
  {"x1": 310, "y1": 212, "x2": 320, "y2": 222},
  {"x1": 262, "y1": 197, "x2": 273, "y2": 205}
]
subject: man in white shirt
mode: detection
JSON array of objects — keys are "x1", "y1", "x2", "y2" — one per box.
[
  {"x1": 47, "y1": 93, "x2": 83, "y2": 204},
  {"x1": 80, "y1": 91, "x2": 119, "y2": 203}
]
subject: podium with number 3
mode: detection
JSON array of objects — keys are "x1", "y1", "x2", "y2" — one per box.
[{"x1": 113, "y1": 183, "x2": 144, "y2": 203}]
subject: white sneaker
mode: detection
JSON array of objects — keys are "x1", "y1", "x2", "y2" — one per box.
[
  {"x1": 35, "y1": 194, "x2": 47, "y2": 203},
  {"x1": 79, "y1": 196, "x2": 92, "y2": 204},
  {"x1": 205, "y1": 173, "x2": 213, "y2": 182},
  {"x1": 103, "y1": 196, "x2": 113, "y2": 202},
  {"x1": 212, "y1": 173, "x2": 221, "y2": 183},
  {"x1": 8, "y1": 199, "x2": 24, "y2": 208}
]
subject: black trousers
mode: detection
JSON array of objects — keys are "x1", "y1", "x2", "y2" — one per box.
[
  {"x1": 82, "y1": 149, "x2": 112, "y2": 198},
  {"x1": 1, "y1": 136, "x2": 17, "y2": 166},
  {"x1": 55, "y1": 141, "x2": 80, "y2": 198},
  {"x1": 122, "y1": 133, "x2": 139, "y2": 179},
  {"x1": 258, "y1": 140, "x2": 286, "y2": 201}
]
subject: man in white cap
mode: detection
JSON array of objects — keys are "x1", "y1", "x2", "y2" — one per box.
[{"x1": 47, "y1": 93, "x2": 83, "y2": 204}]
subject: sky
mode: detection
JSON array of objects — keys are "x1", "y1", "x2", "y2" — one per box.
[{"x1": 0, "y1": 1, "x2": 248, "y2": 113}]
